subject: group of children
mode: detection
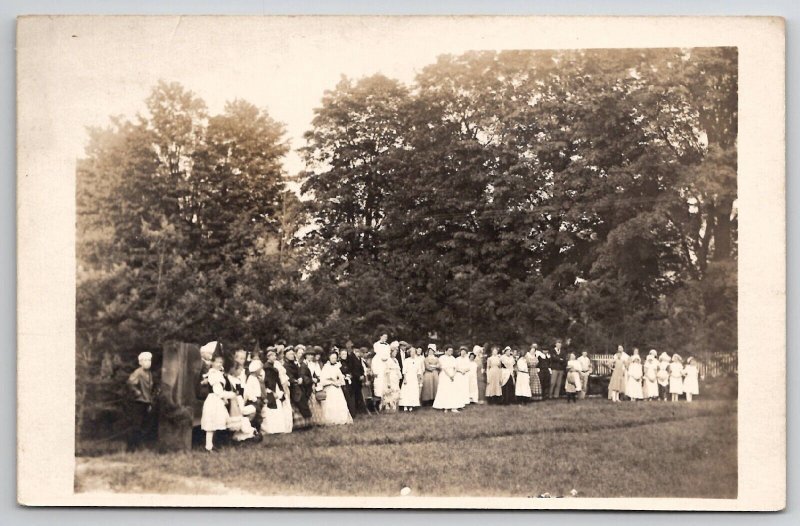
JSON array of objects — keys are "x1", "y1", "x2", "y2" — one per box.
[{"x1": 607, "y1": 346, "x2": 700, "y2": 403}]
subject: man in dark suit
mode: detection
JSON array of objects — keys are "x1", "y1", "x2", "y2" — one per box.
[
  {"x1": 284, "y1": 349, "x2": 311, "y2": 420},
  {"x1": 549, "y1": 339, "x2": 567, "y2": 399},
  {"x1": 348, "y1": 345, "x2": 367, "y2": 415}
]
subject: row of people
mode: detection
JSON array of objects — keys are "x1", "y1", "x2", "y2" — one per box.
[{"x1": 607, "y1": 346, "x2": 700, "y2": 402}]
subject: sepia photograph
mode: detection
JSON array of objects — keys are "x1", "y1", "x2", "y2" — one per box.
[{"x1": 15, "y1": 16, "x2": 785, "y2": 509}]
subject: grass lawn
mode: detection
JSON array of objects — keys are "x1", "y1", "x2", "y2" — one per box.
[{"x1": 75, "y1": 398, "x2": 736, "y2": 498}]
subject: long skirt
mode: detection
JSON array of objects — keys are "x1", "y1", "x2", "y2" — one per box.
[
  {"x1": 683, "y1": 374, "x2": 699, "y2": 395},
  {"x1": 201, "y1": 394, "x2": 229, "y2": 432},
  {"x1": 433, "y1": 373, "x2": 464, "y2": 410},
  {"x1": 455, "y1": 372, "x2": 470, "y2": 406},
  {"x1": 321, "y1": 385, "x2": 354, "y2": 425},
  {"x1": 261, "y1": 401, "x2": 289, "y2": 434},
  {"x1": 342, "y1": 384, "x2": 356, "y2": 416},
  {"x1": 308, "y1": 391, "x2": 325, "y2": 425},
  {"x1": 467, "y1": 371, "x2": 479, "y2": 403},
  {"x1": 529, "y1": 369, "x2": 543, "y2": 400},
  {"x1": 669, "y1": 376, "x2": 684, "y2": 394},
  {"x1": 421, "y1": 370, "x2": 438, "y2": 402},
  {"x1": 283, "y1": 397, "x2": 294, "y2": 432},
  {"x1": 608, "y1": 367, "x2": 626, "y2": 397},
  {"x1": 486, "y1": 367, "x2": 502, "y2": 398},
  {"x1": 501, "y1": 377, "x2": 516, "y2": 405},
  {"x1": 643, "y1": 377, "x2": 659, "y2": 398},
  {"x1": 626, "y1": 377, "x2": 643, "y2": 400},
  {"x1": 477, "y1": 371, "x2": 487, "y2": 402},
  {"x1": 515, "y1": 371, "x2": 532, "y2": 401},
  {"x1": 399, "y1": 374, "x2": 421, "y2": 407},
  {"x1": 292, "y1": 394, "x2": 313, "y2": 430}
]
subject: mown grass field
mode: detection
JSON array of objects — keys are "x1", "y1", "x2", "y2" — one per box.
[{"x1": 75, "y1": 399, "x2": 736, "y2": 498}]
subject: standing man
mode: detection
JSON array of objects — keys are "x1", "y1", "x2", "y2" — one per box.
[
  {"x1": 126, "y1": 351, "x2": 156, "y2": 451},
  {"x1": 349, "y1": 346, "x2": 367, "y2": 415},
  {"x1": 371, "y1": 333, "x2": 391, "y2": 410},
  {"x1": 577, "y1": 350, "x2": 593, "y2": 399},
  {"x1": 536, "y1": 345, "x2": 551, "y2": 400},
  {"x1": 549, "y1": 339, "x2": 567, "y2": 399}
]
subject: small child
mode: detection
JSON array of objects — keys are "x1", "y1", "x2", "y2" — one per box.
[
  {"x1": 200, "y1": 355, "x2": 235, "y2": 452},
  {"x1": 657, "y1": 352, "x2": 671, "y2": 401},
  {"x1": 626, "y1": 355, "x2": 644, "y2": 402},
  {"x1": 669, "y1": 354, "x2": 684, "y2": 402},
  {"x1": 682, "y1": 357, "x2": 700, "y2": 402},
  {"x1": 564, "y1": 362, "x2": 582, "y2": 403}
]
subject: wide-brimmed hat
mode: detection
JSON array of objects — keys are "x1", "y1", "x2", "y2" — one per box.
[{"x1": 138, "y1": 351, "x2": 152, "y2": 362}]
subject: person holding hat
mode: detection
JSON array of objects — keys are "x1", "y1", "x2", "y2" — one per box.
[
  {"x1": 499, "y1": 346, "x2": 517, "y2": 405},
  {"x1": 669, "y1": 354, "x2": 685, "y2": 402},
  {"x1": 126, "y1": 351, "x2": 156, "y2": 452}
]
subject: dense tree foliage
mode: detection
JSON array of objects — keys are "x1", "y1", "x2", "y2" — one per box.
[{"x1": 77, "y1": 49, "x2": 737, "y2": 436}]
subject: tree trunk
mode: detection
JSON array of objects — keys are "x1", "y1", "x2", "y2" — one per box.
[{"x1": 713, "y1": 198, "x2": 734, "y2": 261}]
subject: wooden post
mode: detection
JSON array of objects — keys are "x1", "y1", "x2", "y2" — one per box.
[{"x1": 158, "y1": 341, "x2": 202, "y2": 452}]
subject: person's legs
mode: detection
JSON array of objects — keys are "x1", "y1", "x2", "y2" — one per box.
[
  {"x1": 550, "y1": 370, "x2": 564, "y2": 399},
  {"x1": 126, "y1": 401, "x2": 147, "y2": 452},
  {"x1": 205, "y1": 431, "x2": 214, "y2": 451},
  {"x1": 686, "y1": 392, "x2": 693, "y2": 402},
  {"x1": 580, "y1": 373, "x2": 589, "y2": 399}
]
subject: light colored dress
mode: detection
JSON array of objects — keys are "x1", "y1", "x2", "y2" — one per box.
[
  {"x1": 201, "y1": 369, "x2": 231, "y2": 431},
  {"x1": 515, "y1": 357, "x2": 532, "y2": 398},
  {"x1": 274, "y1": 361, "x2": 294, "y2": 432},
  {"x1": 657, "y1": 360, "x2": 671, "y2": 387},
  {"x1": 626, "y1": 361, "x2": 644, "y2": 399},
  {"x1": 421, "y1": 355, "x2": 440, "y2": 402},
  {"x1": 683, "y1": 363, "x2": 700, "y2": 395},
  {"x1": 643, "y1": 357, "x2": 659, "y2": 398},
  {"x1": 433, "y1": 355, "x2": 464, "y2": 410},
  {"x1": 669, "y1": 362, "x2": 685, "y2": 394},
  {"x1": 371, "y1": 355, "x2": 388, "y2": 399},
  {"x1": 608, "y1": 353, "x2": 627, "y2": 397},
  {"x1": 455, "y1": 355, "x2": 471, "y2": 406},
  {"x1": 320, "y1": 362, "x2": 353, "y2": 425},
  {"x1": 485, "y1": 355, "x2": 502, "y2": 397},
  {"x1": 399, "y1": 356, "x2": 423, "y2": 407},
  {"x1": 467, "y1": 359, "x2": 480, "y2": 403}
]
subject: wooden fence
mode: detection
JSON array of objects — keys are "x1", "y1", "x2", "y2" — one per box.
[{"x1": 589, "y1": 352, "x2": 737, "y2": 378}]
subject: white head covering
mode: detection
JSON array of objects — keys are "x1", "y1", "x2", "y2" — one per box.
[
  {"x1": 200, "y1": 341, "x2": 218, "y2": 359},
  {"x1": 138, "y1": 352, "x2": 152, "y2": 362},
  {"x1": 389, "y1": 341, "x2": 400, "y2": 350},
  {"x1": 472, "y1": 345, "x2": 483, "y2": 354},
  {"x1": 427, "y1": 343, "x2": 437, "y2": 351},
  {"x1": 248, "y1": 360, "x2": 263, "y2": 374}
]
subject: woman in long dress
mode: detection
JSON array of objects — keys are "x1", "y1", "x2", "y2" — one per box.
[
  {"x1": 467, "y1": 352, "x2": 480, "y2": 403},
  {"x1": 608, "y1": 347, "x2": 627, "y2": 402},
  {"x1": 319, "y1": 353, "x2": 353, "y2": 425},
  {"x1": 304, "y1": 349, "x2": 325, "y2": 425},
  {"x1": 420, "y1": 346, "x2": 440, "y2": 405},
  {"x1": 474, "y1": 346, "x2": 487, "y2": 403},
  {"x1": 338, "y1": 348, "x2": 356, "y2": 417},
  {"x1": 514, "y1": 351, "x2": 532, "y2": 403},
  {"x1": 380, "y1": 347, "x2": 402, "y2": 412},
  {"x1": 500, "y1": 347, "x2": 517, "y2": 405},
  {"x1": 626, "y1": 354, "x2": 644, "y2": 401},
  {"x1": 682, "y1": 357, "x2": 700, "y2": 402},
  {"x1": 669, "y1": 354, "x2": 685, "y2": 402},
  {"x1": 261, "y1": 351, "x2": 290, "y2": 435},
  {"x1": 273, "y1": 350, "x2": 294, "y2": 432},
  {"x1": 642, "y1": 350, "x2": 659, "y2": 400},
  {"x1": 399, "y1": 347, "x2": 424, "y2": 411},
  {"x1": 525, "y1": 346, "x2": 543, "y2": 401},
  {"x1": 657, "y1": 352, "x2": 671, "y2": 401},
  {"x1": 455, "y1": 348, "x2": 472, "y2": 407},
  {"x1": 433, "y1": 347, "x2": 464, "y2": 412},
  {"x1": 485, "y1": 346, "x2": 503, "y2": 404}
]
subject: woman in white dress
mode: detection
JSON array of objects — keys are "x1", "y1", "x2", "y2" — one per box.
[
  {"x1": 626, "y1": 354, "x2": 644, "y2": 401},
  {"x1": 455, "y1": 348, "x2": 472, "y2": 407},
  {"x1": 273, "y1": 350, "x2": 293, "y2": 432},
  {"x1": 261, "y1": 350, "x2": 289, "y2": 435},
  {"x1": 433, "y1": 347, "x2": 464, "y2": 412},
  {"x1": 669, "y1": 354, "x2": 685, "y2": 402},
  {"x1": 642, "y1": 350, "x2": 659, "y2": 400},
  {"x1": 467, "y1": 352, "x2": 480, "y2": 403},
  {"x1": 657, "y1": 352, "x2": 671, "y2": 401},
  {"x1": 682, "y1": 357, "x2": 700, "y2": 402},
  {"x1": 319, "y1": 353, "x2": 353, "y2": 425},
  {"x1": 514, "y1": 351, "x2": 532, "y2": 403},
  {"x1": 399, "y1": 347, "x2": 424, "y2": 411}
]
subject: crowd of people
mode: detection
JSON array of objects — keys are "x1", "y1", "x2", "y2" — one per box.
[{"x1": 125, "y1": 335, "x2": 701, "y2": 452}]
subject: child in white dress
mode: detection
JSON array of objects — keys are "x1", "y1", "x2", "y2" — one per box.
[
  {"x1": 669, "y1": 354, "x2": 684, "y2": 402},
  {"x1": 200, "y1": 356, "x2": 235, "y2": 452},
  {"x1": 682, "y1": 357, "x2": 700, "y2": 402},
  {"x1": 657, "y1": 352, "x2": 671, "y2": 401},
  {"x1": 626, "y1": 355, "x2": 644, "y2": 401}
]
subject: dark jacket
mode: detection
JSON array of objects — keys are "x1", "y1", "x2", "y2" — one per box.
[
  {"x1": 127, "y1": 367, "x2": 153, "y2": 404},
  {"x1": 550, "y1": 350, "x2": 567, "y2": 371},
  {"x1": 263, "y1": 365, "x2": 283, "y2": 408},
  {"x1": 299, "y1": 361, "x2": 314, "y2": 397}
]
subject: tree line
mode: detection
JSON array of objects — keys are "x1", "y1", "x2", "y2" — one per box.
[{"x1": 76, "y1": 48, "x2": 737, "y2": 435}]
